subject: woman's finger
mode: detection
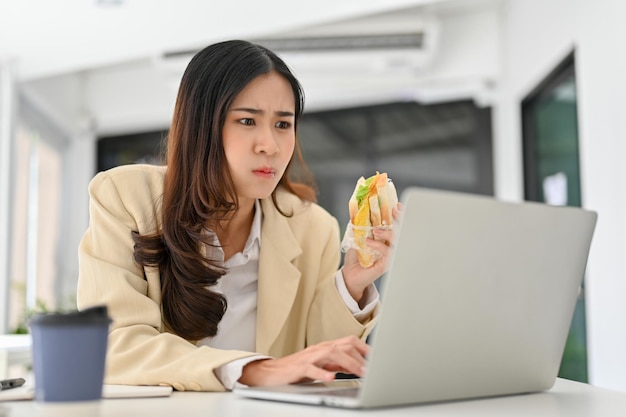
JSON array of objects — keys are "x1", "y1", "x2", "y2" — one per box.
[
  {"x1": 302, "y1": 363, "x2": 336, "y2": 382},
  {"x1": 320, "y1": 338, "x2": 369, "y2": 376},
  {"x1": 326, "y1": 351, "x2": 366, "y2": 377},
  {"x1": 393, "y1": 203, "x2": 403, "y2": 220},
  {"x1": 333, "y1": 335, "x2": 370, "y2": 357},
  {"x1": 371, "y1": 228, "x2": 393, "y2": 246},
  {"x1": 366, "y1": 237, "x2": 391, "y2": 254}
]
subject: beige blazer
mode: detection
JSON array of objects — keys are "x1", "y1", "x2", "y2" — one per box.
[{"x1": 77, "y1": 164, "x2": 378, "y2": 391}]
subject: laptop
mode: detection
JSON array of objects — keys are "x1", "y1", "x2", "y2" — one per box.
[{"x1": 234, "y1": 187, "x2": 598, "y2": 408}]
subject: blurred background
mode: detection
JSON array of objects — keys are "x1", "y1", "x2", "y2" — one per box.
[{"x1": 1, "y1": 0, "x2": 625, "y2": 393}]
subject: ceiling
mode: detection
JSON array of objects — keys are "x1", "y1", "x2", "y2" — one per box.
[
  {"x1": 1, "y1": 0, "x2": 502, "y2": 136},
  {"x1": 0, "y1": 0, "x2": 446, "y2": 80}
]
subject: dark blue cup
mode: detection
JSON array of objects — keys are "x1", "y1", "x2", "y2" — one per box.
[{"x1": 30, "y1": 306, "x2": 111, "y2": 403}]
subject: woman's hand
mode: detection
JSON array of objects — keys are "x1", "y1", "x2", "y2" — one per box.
[
  {"x1": 342, "y1": 206, "x2": 401, "y2": 303},
  {"x1": 238, "y1": 335, "x2": 368, "y2": 387}
]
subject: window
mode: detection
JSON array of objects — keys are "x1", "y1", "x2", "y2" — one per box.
[
  {"x1": 298, "y1": 100, "x2": 493, "y2": 232},
  {"x1": 9, "y1": 126, "x2": 63, "y2": 333},
  {"x1": 5, "y1": 92, "x2": 71, "y2": 336}
]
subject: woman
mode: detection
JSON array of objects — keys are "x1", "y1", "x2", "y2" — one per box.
[{"x1": 77, "y1": 39, "x2": 395, "y2": 391}]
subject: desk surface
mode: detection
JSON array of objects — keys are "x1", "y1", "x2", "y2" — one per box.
[{"x1": 2, "y1": 378, "x2": 626, "y2": 417}]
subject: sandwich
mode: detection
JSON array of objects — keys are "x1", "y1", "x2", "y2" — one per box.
[{"x1": 348, "y1": 172, "x2": 398, "y2": 267}]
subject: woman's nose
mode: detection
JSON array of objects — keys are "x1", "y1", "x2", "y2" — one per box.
[{"x1": 254, "y1": 127, "x2": 279, "y2": 155}]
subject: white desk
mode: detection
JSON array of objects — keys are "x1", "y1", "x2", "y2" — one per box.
[{"x1": 2, "y1": 378, "x2": 626, "y2": 417}]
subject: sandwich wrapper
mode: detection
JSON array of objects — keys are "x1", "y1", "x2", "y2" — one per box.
[{"x1": 341, "y1": 223, "x2": 392, "y2": 265}]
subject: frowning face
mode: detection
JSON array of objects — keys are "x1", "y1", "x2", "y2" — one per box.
[{"x1": 222, "y1": 71, "x2": 296, "y2": 206}]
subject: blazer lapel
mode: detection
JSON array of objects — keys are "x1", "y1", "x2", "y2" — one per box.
[{"x1": 256, "y1": 197, "x2": 302, "y2": 354}]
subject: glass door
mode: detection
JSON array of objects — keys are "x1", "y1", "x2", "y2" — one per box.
[{"x1": 521, "y1": 52, "x2": 587, "y2": 382}]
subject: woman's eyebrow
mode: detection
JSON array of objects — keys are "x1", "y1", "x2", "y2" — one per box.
[{"x1": 231, "y1": 107, "x2": 295, "y2": 117}]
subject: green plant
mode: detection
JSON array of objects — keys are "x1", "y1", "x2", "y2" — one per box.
[
  {"x1": 12, "y1": 299, "x2": 51, "y2": 334},
  {"x1": 10, "y1": 279, "x2": 77, "y2": 334}
]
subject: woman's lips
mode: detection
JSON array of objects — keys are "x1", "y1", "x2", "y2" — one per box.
[{"x1": 253, "y1": 168, "x2": 276, "y2": 179}]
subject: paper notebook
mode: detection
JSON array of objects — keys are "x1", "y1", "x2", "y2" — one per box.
[{"x1": 0, "y1": 383, "x2": 173, "y2": 402}]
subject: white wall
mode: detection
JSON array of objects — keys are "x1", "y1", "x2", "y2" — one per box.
[
  {"x1": 405, "y1": 4, "x2": 500, "y2": 105},
  {"x1": 21, "y1": 73, "x2": 84, "y2": 137},
  {"x1": 0, "y1": 61, "x2": 18, "y2": 334},
  {"x1": 56, "y1": 135, "x2": 95, "y2": 305},
  {"x1": 576, "y1": 0, "x2": 626, "y2": 392},
  {"x1": 428, "y1": 6, "x2": 499, "y2": 83},
  {"x1": 498, "y1": 0, "x2": 626, "y2": 391},
  {"x1": 494, "y1": 0, "x2": 577, "y2": 201},
  {"x1": 84, "y1": 60, "x2": 176, "y2": 136}
]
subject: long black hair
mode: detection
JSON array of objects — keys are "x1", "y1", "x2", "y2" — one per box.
[{"x1": 132, "y1": 40, "x2": 316, "y2": 340}]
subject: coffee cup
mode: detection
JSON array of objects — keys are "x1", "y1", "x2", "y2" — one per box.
[{"x1": 30, "y1": 305, "x2": 111, "y2": 403}]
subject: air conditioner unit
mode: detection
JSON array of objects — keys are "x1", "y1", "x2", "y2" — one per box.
[
  {"x1": 154, "y1": 13, "x2": 441, "y2": 111},
  {"x1": 256, "y1": 29, "x2": 438, "y2": 76},
  {"x1": 156, "y1": 16, "x2": 439, "y2": 78}
]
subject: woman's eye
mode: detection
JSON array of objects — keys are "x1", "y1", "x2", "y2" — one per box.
[
  {"x1": 239, "y1": 118, "x2": 254, "y2": 126},
  {"x1": 276, "y1": 121, "x2": 291, "y2": 129}
]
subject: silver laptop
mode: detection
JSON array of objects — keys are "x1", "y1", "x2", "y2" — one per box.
[{"x1": 234, "y1": 187, "x2": 598, "y2": 408}]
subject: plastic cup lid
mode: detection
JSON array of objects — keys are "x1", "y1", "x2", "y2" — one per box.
[{"x1": 29, "y1": 305, "x2": 111, "y2": 326}]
